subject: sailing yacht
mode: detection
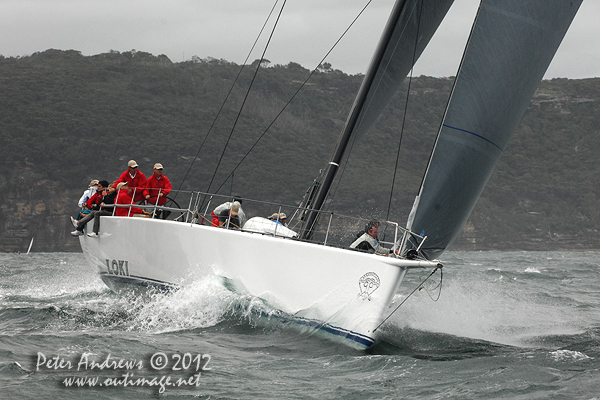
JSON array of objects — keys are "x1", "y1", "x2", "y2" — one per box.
[{"x1": 79, "y1": 0, "x2": 582, "y2": 348}]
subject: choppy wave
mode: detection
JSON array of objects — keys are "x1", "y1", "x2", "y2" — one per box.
[
  {"x1": 550, "y1": 349, "x2": 592, "y2": 361},
  {"x1": 2, "y1": 252, "x2": 600, "y2": 399},
  {"x1": 0, "y1": 258, "x2": 287, "y2": 342},
  {"x1": 3, "y1": 251, "x2": 600, "y2": 353}
]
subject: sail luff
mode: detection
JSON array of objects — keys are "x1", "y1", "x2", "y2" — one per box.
[
  {"x1": 300, "y1": 0, "x2": 455, "y2": 239},
  {"x1": 406, "y1": 0, "x2": 582, "y2": 260},
  {"x1": 406, "y1": 2, "x2": 484, "y2": 235}
]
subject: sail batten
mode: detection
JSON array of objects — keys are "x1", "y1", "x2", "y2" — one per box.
[{"x1": 407, "y1": 0, "x2": 582, "y2": 260}]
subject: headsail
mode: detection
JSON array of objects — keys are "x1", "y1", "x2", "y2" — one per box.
[
  {"x1": 300, "y1": 0, "x2": 455, "y2": 239},
  {"x1": 406, "y1": 0, "x2": 582, "y2": 260}
]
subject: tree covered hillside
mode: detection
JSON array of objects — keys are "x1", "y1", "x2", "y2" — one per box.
[{"x1": 0, "y1": 49, "x2": 599, "y2": 251}]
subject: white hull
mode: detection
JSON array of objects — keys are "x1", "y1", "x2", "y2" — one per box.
[{"x1": 80, "y1": 217, "x2": 438, "y2": 348}]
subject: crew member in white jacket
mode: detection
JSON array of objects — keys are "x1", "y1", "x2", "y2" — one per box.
[
  {"x1": 78, "y1": 180, "x2": 99, "y2": 207},
  {"x1": 350, "y1": 220, "x2": 396, "y2": 255},
  {"x1": 74, "y1": 179, "x2": 99, "y2": 221},
  {"x1": 213, "y1": 197, "x2": 247, "y2": 227}
]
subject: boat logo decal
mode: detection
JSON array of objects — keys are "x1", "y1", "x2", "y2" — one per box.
[{"x1": 358, "y1": 272, "x2": 380, "y2": 301}]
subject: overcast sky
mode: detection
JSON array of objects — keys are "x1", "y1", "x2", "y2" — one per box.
[{"x1": 1, "y1": 0, "x2": 598, "y2": 78}]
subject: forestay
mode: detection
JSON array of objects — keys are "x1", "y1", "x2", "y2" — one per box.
[{"x1": 406, "y1": 0, "x2": 582, "y2": 260}]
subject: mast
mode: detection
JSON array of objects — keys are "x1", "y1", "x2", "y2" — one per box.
[{"x1": 299, "y1": 0, "x2": 454, "y2": 240}]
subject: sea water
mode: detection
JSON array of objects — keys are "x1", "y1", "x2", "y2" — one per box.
[{"x1": 1, "y1": 251, "x2": 599, "y2": 399}]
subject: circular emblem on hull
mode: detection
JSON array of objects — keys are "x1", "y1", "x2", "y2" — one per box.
[{"x1": 358, "y1": 272, "x2": 380, "y2": 301}]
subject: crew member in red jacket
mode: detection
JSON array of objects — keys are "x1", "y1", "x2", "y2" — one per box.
[
  {"x1": 143, "y1": 163, "x2": 172, "y2": 219},
  {"x1": 114, "y1": 182, "x2": 147, "y2": 217},
  {"x1": 85, "y1": 180, "x2": 109, "y2": 210},
  {"x1": 115, "y1": 160, "x2": 147, "y2": 203},
  {"x1": 144, "y1": 163, "x2": 172, "y2": 206}
]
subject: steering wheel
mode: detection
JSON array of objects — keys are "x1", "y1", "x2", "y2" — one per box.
[{"x1": 143, "y1": 195, "x2": 183, "y2": 220}]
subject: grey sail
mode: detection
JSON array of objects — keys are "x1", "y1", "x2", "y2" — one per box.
[
  {"x1": 300, "y1": 0, "x2": 454, "y2": 239},
  {"x1": 347, "y1": 0, "x2": 455, "y2": 143},
  {"x1": 406, "y1": 0, "x2": 582, "y2": 260}
]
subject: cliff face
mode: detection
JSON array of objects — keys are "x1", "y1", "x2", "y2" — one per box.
[
  {"x1": 0, "y1": 168, "x2": 81, "y2": 252},
  {"x1": 0, "y1": 166, "x2": 595, "y2": 254},
  {"x1": 1, "y1": 164, "x2": 598, "y2": 253}
]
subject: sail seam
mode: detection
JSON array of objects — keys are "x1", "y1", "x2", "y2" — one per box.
[{"x1": 442, "y1": 124, "x2": 502, "y2": 151}]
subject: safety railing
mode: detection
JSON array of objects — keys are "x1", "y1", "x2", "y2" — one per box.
[{"x1": 109, "y1": 188, "x2": 428, "y2": 258}]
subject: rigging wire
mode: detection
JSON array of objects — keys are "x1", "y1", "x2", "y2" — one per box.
[
  {"x1": 383, "y1": 0, "x2": 425, "y2": 242},
  {"x1": 385, "y1": 77, "x2": 414, "y2": 221},
  {"x1": 373, "y1": 264, "x2": 442, "y2": 333},
  {"x1": 205, "y1": 0, "x2": 289, "y2": 195},
  {"x1": 210, "y1": 0, "x2": 376, "y2": 196},
  {"x1": 421, "y1": 267, "x2": 443, "y2": 301},
  {"x1": 175, "y1": 0, "x2": 281, "y2": 196},
  {"x1": 324, "y1": 0, "x2": 425, "y2": 239}
]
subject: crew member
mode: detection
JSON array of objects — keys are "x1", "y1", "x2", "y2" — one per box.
[
  {"x1": 115, "y1": 160, "x2": 147, "y2": 202},
  {"x1": 350, "y1": 220, "x2": 396, "y2": 255},
  {"x1": 114, "y1": 182, "x2": 149, "y2": 217},
  {"x1": 211, "y1": 197, "x2": 246, "y2": 227},
  {"x1": 218, "y1": 204, "x2": 241, "y2": 229},
  {"x1": 144, "y1": 163, "x2": 172, "y2": 218}
]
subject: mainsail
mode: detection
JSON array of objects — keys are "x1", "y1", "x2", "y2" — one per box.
[
  {"x1": 300, "y1": 0, "x2": 455, "y2": 239},
  {"x1": 406, "y1": 0, "x2": 582, "y2": 260}
]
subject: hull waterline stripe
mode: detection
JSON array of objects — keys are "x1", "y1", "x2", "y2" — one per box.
[
  {"x1": 99, "y1": 273, "x2": 178, "y2": 292},
  {"x1": 268, "y1": 312, "x2": 375, "y2": 348}
]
